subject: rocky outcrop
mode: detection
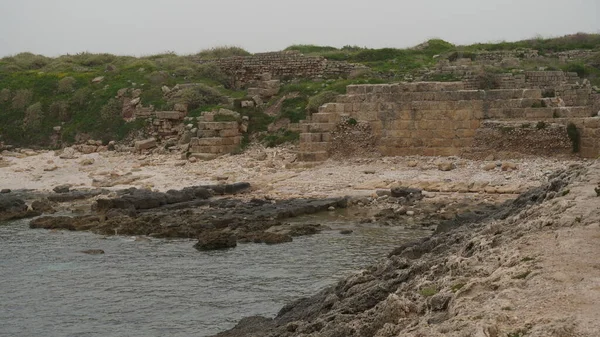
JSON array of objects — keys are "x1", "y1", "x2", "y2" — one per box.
[
  {"x1": 195, "y1": 231, "x2": 237, "y2": 251},
  {"x1": 214, "y1": 165, "x2": 586, "y2": 337},
  {"x1": 0, "y1": 195, "x2": 38, "y2": 222}
]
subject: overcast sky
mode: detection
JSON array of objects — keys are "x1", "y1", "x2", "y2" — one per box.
[{"x1": 0, "y1": 0, "x2": 598, "y2": 57}]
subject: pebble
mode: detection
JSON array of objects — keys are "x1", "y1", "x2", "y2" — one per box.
[{"x1": 406, "y1": 210, "x2": 415, "y2": 216}]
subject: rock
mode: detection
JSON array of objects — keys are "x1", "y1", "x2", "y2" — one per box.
[
  {"x1": 188, "y1": 153, "x2": 218, "y2": 161},
  {"x1": 363, "y1": 170, "x2": 376, "y2": 174},
  {"x1": 179, "y1": 131, "x2": 192, "y2": 145},
  {"x1": 194, "y1": 231, "x2": 237, "y2": 251},
  {"x1": 437, "y1": 162, "x2": 455, "y2": 171},
  {"x1": 59, "y1": 147, "x2": 78, "y2": 159},
  {"x1": 31, "y1": 199, "x2": 56, "y2": 213},
  {"x1": 428, "y1": 292, "x2": 452, "y2": 311},
  {"x1": 81, "y1": 249, "x2": 105, "y2": 255},
  {"x1": 53, "y1": 184, "x2": 72, "y2": 193},
  {"x1": 129, "y1": 97, "x2": 141, "y2": 106},
  {"x1": 501, "y1": 162, "x2": 518, "y2": 171},
  {"x1": 1, "y1": 189, "x2": 11, "y2": 194},
  {"x1": 215, "y1": 176, "x2": 229, "y2": 181},
  {"x1": 482, "y1": 163, "x2": 496, "y2": 171},
  {"x1": 376, "y1": 189, "x2": 392, "y2": 197},
  {"x1": 406, "y1": 210, "x2": 415, "y2": 216},
  {"x1": 161, "y1": 85, "x2": 171, "y2": 94},
  {"x1": 328, "y1": 206, "x2": 335, "y2": 211},
  {"x1": 254, "y1": 152, "x2": 268, "y2": 161},
  {"x1": 390, "y1": 187, "x2": 423, "y2": 203},
  {"x1": 260, "y1": 232, "x2": 293, "y2": 245},
  {"x1": 407, "y1": 160, "x2": 419, "y2": 167},
  {"x1": 174, "y1": 161, "x2": 187, "y2": 167},
  {"x1": 53, "y1": 126, "x2": 62, "y2": 132},
  {"x1": 135, "y1": 138, "x2": 157, "y2": 151},
  {"x1": 0, "y1": 195, "x2": 32, "y2": 221},
  {"x1": 91, "y1": 76, "x2": 104, "y2": 83},
  {"x1": 79, "y1": 158, "x2": 95, "y2": 166},
  {"x1": 485, "y1": 154, "x2": 495, "y2": 161},
  {"x1": 43, "y1": 166, "x2": 58, "y2": 172},
  {"x1": 340, "y1": 229, "x2": 353, "y2": 235}
]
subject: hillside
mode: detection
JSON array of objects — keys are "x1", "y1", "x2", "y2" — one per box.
[{"x1": 0, "y1": 33, "x2": 599, "y2": 149}]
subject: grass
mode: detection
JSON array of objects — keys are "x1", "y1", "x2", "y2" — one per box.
[{"x1": 419, "y1": 286, "x2": 438, "y2": 297}]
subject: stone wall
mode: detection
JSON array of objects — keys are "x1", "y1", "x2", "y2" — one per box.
[
  {"x1": 296, "y1": 78, "x2": 600, "y2": 161},
  {"x1": 199, "y1": 51, "x2": 367, "y2": 87},
  {"x1": 462, "y1": 71, "x2": 580, "y2": 90}
]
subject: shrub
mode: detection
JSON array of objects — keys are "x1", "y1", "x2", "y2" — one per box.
[
  {"x1": 536, "y1": 121, "x2": 547, "y2": 129},
  {"x1": 11, "y1": 52, "x2": 50, "y2": 70},
  {"x1": 307, "y1": 91, "x2": 338, "y2": 113},
  {"x1": 11, "y1": 89, "x2": 33, "y2": 110},
  {"x1": 57, "y1": 76, "x2": 76, "y2": 93},
  {"x1": 262, "y1": 130, "x2": 300, "y2": 147},
  {"x1": 23, "y1": 102, "x2": 44, "y2": 129},
  {"x1": 171, "y1": 84, "x2": 227, "y2": 110},
  {"x1": 567, "y1": 123, "x2": 580, "y2": 153},
  {"x1": 71, "y1": 88, "x2": 92, "y2": 107},
  {"x1": 474, "y1": 72, "x2": 501, "y2": 90},
  {"x1": 48, "y1": 101, "x2": 71, "y2": 121},
  {"x1": 562, "y1": 62, "x2": 587, "y2": 77},
  {"x1": 196, "y1": 63, "x2": 231, "y2": 86},
  {"x1": 196, "y1": 46, "x2": 251, "y2": 59},
  {"x1": 173, "y1": 67, "x2": 196, "y2": 78},
  {"x1": 100, "y1": 98, "x2": 123, "y2": 121},
  {"x1": 147, "y1": 71, "x2": 170, "y2": 85},
  {"x1": 280, "y1": 96, "x2": 308, "y2": 123},
  {"x1": 0, "y1": 88, "x2": 10, "y2": 102}
]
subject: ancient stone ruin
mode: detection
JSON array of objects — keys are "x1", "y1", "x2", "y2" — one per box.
[
  {"x1": 195, "y1": 51, "x2": 368, "y2": 88},
  {"x1": 297, "y1": 71, "x2": 600, "y2": 161}
]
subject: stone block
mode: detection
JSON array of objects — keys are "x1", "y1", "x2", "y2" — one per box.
[
  {"x1": 134, "y1": 138, "x2": 157, "y2": 151},
  {"x1": 219, "y1": 129, "x2": 239, "y2": 137},
  {"x1": 155, "y1": 111, "x2": 182, "y2": 120},
  {"x1": 300, "y1": 133, "x2": 322, "y2": 143}
]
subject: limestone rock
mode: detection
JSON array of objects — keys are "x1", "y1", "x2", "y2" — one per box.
[
  {"x1": 194, "y1": 231, "x2": 237, "y2": 251},
  {"x1": 482, "y1": 163, "x2": 496, "y2": 171},
  {"x1": 91, "y1": 76, "x2": 104, "y2": 83},
  {"x1": 501, "y1": 162, "x2": 518, "y2": 171},
  {"x1": 81, "y1": 249, "x2": 105, "y2": 255},
  {"x1": 53, "y1": 184, "x2": 72, "y2": 193},
  {"x1": 135, "y1": 138, "x2": 157, "y2": 151},
  {"x1": 79, "y1": 158, "x2": 95, "y2": 166},
  {"x1": 437, "y1": 162, "x2": 455, "y2": 171}
]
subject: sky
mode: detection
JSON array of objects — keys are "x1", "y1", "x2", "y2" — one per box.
[{"x1": 0, "y1": 0, "x2": 598, "y2": 57}]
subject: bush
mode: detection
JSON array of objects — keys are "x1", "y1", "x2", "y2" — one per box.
[
  {"x1": 11, "y1": 52, "x2": 50, "y2": 70},
  {"x1": 307, "y1": 91, "x2": 338, "y2": 113},
  {"x1": 567, "y1": 123, "x2": 580, "y2": 153},
  {"x1": 173, "y1": 67, "x2": 196, "y2": 78},
  {"x1": 536, "y1": 121, "x2": 547, "y2": 129},
  {"x1": 474, "y1": 72, "x2": 501, "y2": 90},
  {"x1": 196, "y1": 63, "x2": 231, "y2": 86},
  {"x1": 100, "y1": 98, "x2": 123, "y2": 121},
  {"x1": 196, "y1": 46, "x2": 251, "y2": 59},
  {"x1": 57, "y1": 76, "x2": 76, "y2": 93},
  {"x1": 561, "y1": 62, "x2": 587, "y2": 77},
  {"x1": 147, "y1": 71, "x2": 170, "y2": 85},
  {"x1": 71, "y1": 88, "x2": 92, "y2": 107},
  {"x1": 48, "y1": 101, "x2": 71, "y2": 121},
  {"x1": 171, "y1": 84, "x2": 227, "y2": 110},
  {"x1": 262, "y1": 130, "x2": 299, "y2": 147},
  {"x1": 23, "y1": 102, "x2": 44, "y2": 129},
  {"x1": 280, "y1": 96, "x2": 308, "y2": 122},
  {"x1": 11, "y1": 89, "x2": 33, "y2": 110}
]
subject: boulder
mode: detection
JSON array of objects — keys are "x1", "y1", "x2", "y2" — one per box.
[
  {"x1": 194, "y1": 231, "x2": 237, "y2": 251},
  {"x1": 390, "y1": 187, "x2": 423, "y2": 203},
  {"x1": 31, "y1": 199, "x2": 56, "y2": 214},
  {"x1": 0, "y1": 195, "x2": 31, "y2": 221},
  {"x1": 53, "y1": 184, "x2": 72, "y2": 193},
  {"x1": 501, "y1": 162, "x2": 518, "y2": 171},
  {"x1": 135, "y1": 138, "x2": 157, "y2": 151}
]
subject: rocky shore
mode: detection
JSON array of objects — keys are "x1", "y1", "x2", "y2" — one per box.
[{"x1": 215, "y1": 162, "x2": 600, "y2": 337}]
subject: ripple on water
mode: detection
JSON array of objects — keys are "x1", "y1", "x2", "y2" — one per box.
[{"x1": 0, "y1": 217, "x2": 429, "y2": 337}]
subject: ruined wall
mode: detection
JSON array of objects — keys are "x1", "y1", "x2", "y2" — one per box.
[
  {"x1": 297, "y1": 79, "x2": 600, "y2": 161},
  {"x1": 462, "y1": 71, "x2": 580, "y2": 90},
  {"x1": 200, "y1": 51, "x2": 366, "y2": 87}
]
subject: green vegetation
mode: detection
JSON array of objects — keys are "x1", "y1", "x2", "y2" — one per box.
[
  {"x1": 419, "y1": 286, "x2": 438, "y2": 297},
  {"x1": 2, "y1": 33, "x2": 600, "y2": 148},
  {"x1": 451, "y1": 283, "x2": 466, "y2": 292},
  {"x1": 536, "y1": 121, "x2": 547, "y2": 130},
  {"x1": 261, "y1": 130, "x2": 300, "y2": 148}
]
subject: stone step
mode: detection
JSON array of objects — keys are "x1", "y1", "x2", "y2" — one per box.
[
  {"x1": 297, "y1": 151, "x2": 329, "y2": 162},
  {"x1": 306, "y1": 123, "x2": 336, "y2": 133},
  {"x1": 488, "y1": 106, "x2": 593, "y2": 120},
  {"x1": 300, "y1": 132, "x2": 332, "y2": 143},
  {"x1": 311, "y1": 112, "x2": 339, "y2": 124}
]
